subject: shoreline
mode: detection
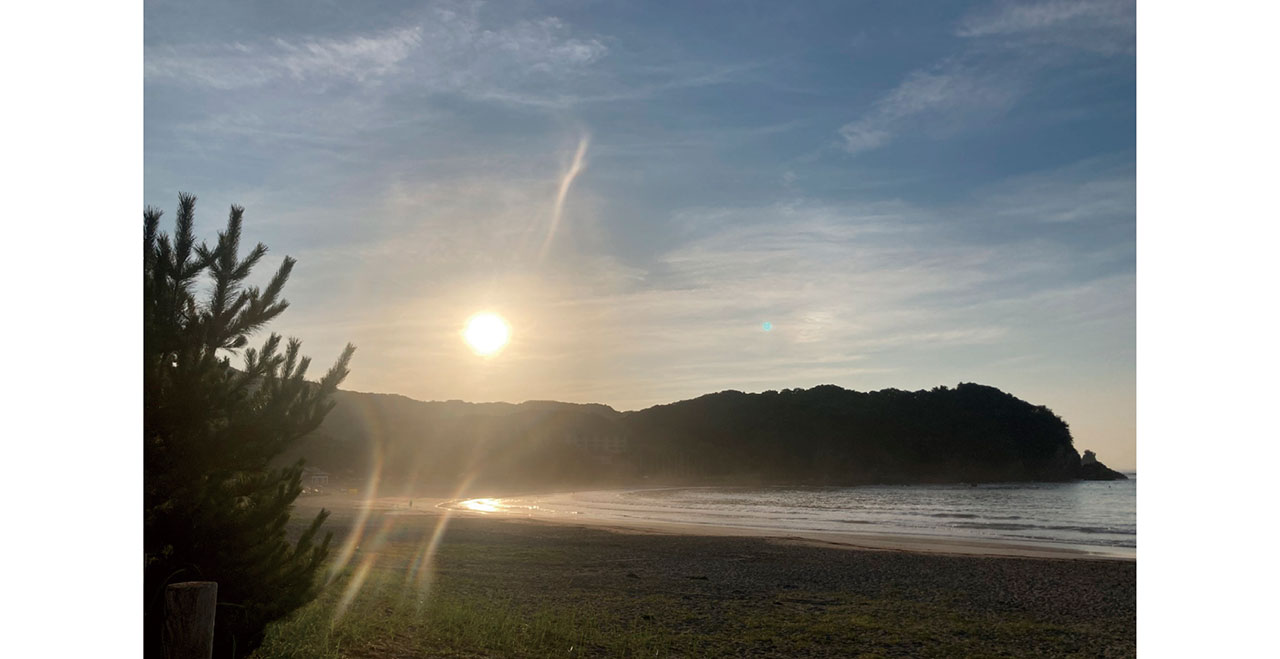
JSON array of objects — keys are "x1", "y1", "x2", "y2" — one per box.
[{"x1": 297, "y1": 491, "x2": 1135, "y2": 561}]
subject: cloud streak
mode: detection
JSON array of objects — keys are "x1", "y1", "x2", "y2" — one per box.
[
  {"x1": 957, "y1": 0, "x2": 1135, "y2": 54},
  {"x1": 541, "y1": 135, "x2": 591, "y2": 262},
  {"x1": 146, "y1": 7, "x2": 609, "y2": 101},
  {"x1": 840, "y1": 65, "x2": 1019, "y2": 154},
  {"x1": 146, "y1": 27, "x2": 423, "y2": 89},
  {"x1": 839, "y1": 0, "x2": 1134, "y2": 155}
]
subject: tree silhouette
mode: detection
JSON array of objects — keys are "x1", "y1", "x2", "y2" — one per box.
[{"x1": 144, "y1": 193, "x2": 355, "y2": 658}]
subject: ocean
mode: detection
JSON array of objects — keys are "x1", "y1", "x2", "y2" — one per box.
[{"x1": 456, "y1": 476, "x2": 1137, "y2": 557}]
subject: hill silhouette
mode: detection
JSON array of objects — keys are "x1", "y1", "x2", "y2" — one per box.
[{"x1": 285, "y1": 383, "x2": 1125, "y2": 493}]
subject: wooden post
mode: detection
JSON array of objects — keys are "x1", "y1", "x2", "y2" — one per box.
[{"x1": 164, "y1": 581, "x2": 217, "y2": 659}]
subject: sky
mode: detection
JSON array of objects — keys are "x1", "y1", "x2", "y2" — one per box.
[{"x1": 144, "y1": 0, "x2": 1136, "y2": 468}]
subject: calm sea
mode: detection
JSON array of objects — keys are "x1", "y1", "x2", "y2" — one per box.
[{"x1": 458, "y1": 476, "x2": 1137, "y2": 557}]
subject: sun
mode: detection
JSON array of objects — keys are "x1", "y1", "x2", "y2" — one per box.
[{"x1": 462, "y1": 312, "x2": 511, "y2": 357}]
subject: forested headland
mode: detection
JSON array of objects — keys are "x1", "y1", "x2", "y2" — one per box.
[{"x1": 287, "y1": 382, "x2": 1126, "y2": 492}]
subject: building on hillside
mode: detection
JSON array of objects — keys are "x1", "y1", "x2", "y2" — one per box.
[
  {"x1": 302, "y1": 467, "x2": 330, "y2": 490},
  {"x1": 536, "y1": 409, "x2": 629, "y2": 462},
  {"x1": 566, "y1": 433, "x2": 627, "y2": 455}
]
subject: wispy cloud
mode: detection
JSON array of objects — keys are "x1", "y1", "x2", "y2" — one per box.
[
  {"x1": 973, "y1": 156, "x2": 1135, "y2": 226},
  {"x1": 146, "y1": 27, "x2": 424, "y2": 89},
  {"x1": 404, "y1": 12, "x2": 609, "y2": 106},
  {"x1": 146, "y1": 11, "x2": 609, "y2": 110},
  {"x1": 146, "y1": 8, "x2": 608, "y2": 104},
  {"x1": 840, "y1": 65, "x2": 1019, "y2": 154},
  {"x1": 839, "y1": 0, "x2": 1133, "y2": 155},
  {"x1": 145, "y1": 1, "x2": 779, "y2": 128},
  {"x1": 957, "y1": 0, "x2": 1135, "y2": 55},
  {"x1": 529, "y1": 199, "x2": 1115, "y2": 407}
]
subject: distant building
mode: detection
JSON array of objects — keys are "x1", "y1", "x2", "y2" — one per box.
[
  {"x1": 566, "y1": 433, "x2": 627, "y2": 455},
  {"x1": 301, "y1": 467, "x2": 330, "y2": 489},
  {"x1": 539, "y1": 410, "x2": 629, "y2": 461}
]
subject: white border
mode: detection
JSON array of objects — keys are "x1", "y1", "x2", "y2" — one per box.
[
  {"x1": 5, "y1": 0, "x2": 142, "y2": 655},
  {"x1": 1139, "y1": 1, "x2": 1279, "y2": 655}
]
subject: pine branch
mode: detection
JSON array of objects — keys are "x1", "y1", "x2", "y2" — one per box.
[
  {"x1": 282, "y1": 338, "x2": 301, "y2": 381},
  {"x1": 231, "y1": 243, "x2": 267, "y2": 283},
  {"x1": 260, "y1": 256, "x2": 294, "y2": 307},
  {"x1": 317, "y1": 343, "x2": 356, "y2": 395},
  {"x1": 144, "y1": 207, "x2": 162, "y2": 265},
  {"x1": 174, "y1": 192, "x2": 197, "y2": 275}
]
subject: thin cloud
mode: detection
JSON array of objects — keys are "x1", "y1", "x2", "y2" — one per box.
[
  {"x1": 839, "y1": 66, "x2": 1019, "y2": 155},
  {"x1": 974, "y1": 156, "x2": 1135, "y2": 225},
  {"x1": 957, "y1": 0, "x2": 1135, "y2": 55},
  {"x1": 838, "y1": 0, "x2": 1133, "y2": 155},
  {"x1": 146, "y1": 27, "x2": 423, "y2": 89},
  {"x1": 146, "y1": 10, "x2": 607, "y2": 103}
]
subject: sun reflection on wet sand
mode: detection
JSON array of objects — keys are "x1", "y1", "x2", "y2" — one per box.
[{"x1": 458, "y1": 497, "x2": 503, "y2": 513}]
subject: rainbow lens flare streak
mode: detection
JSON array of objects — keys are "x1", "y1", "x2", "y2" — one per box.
[{"x1": 327, "y1": 461, "x2": 484, "y2": 627}]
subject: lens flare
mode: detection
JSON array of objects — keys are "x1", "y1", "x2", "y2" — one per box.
[
  {"x1": 332, "y1": 516, "x2": 394, "y2": 625},
  {"x1": 404, "y1": 470, "x2": 480, "y2": 615},
  {"x1": 327, "y1": 436, "x2": 384, "y2": 586}
]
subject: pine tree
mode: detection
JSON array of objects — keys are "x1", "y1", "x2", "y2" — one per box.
[{"x1": 144, "y1": 193, "x2": 355, "y2": 658}]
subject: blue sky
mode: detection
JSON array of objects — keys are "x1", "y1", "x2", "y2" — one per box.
[{"x1": 145, "y1": 0, "x2": 1136, "y2": 467}]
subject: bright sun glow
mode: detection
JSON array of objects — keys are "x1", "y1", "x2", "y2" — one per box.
[
  {"x1": 463, "y1": 312, "x2": 511, "y2": 356},
  {"x1": 460, "y1": 498, "x2": 502, "y2": 513}
]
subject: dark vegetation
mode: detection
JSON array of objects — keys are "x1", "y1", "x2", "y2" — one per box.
[
  {"x1": 145, "y1": 194, "x2": 354, "y2": 658},
  {"x1": 292, "y1": 383, "x2": 1125, "y2": 494}
]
